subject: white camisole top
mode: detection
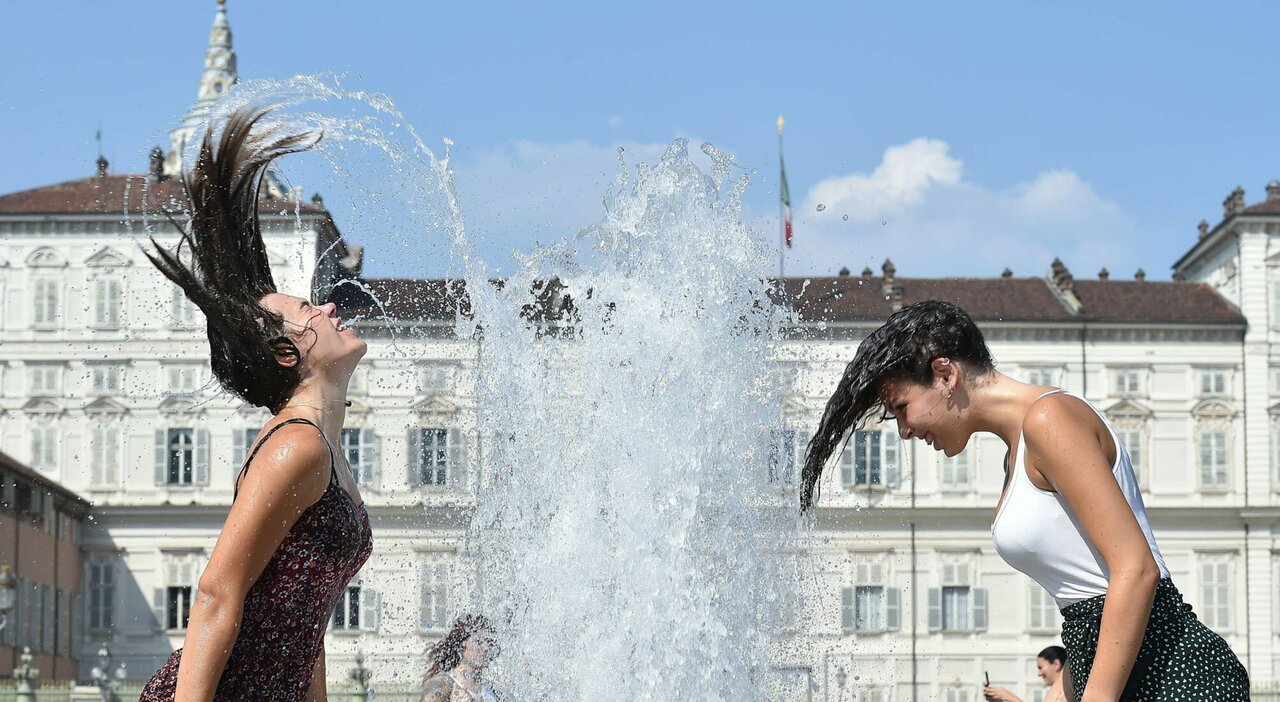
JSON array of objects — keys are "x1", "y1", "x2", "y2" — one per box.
[{"x1": 990, "y1": 390, "x2": 1170, "y2": 608}]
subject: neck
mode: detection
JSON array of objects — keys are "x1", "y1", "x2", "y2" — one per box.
[
  {"x1": 454, "y1": 661, "x2": 482, "y2": 683},
  {"x1": 961, "y1": 371, "x2": 1052, "y2": 448},
  {"x1": 278, "y1": 377, "x2": 349, "y2": 439}
]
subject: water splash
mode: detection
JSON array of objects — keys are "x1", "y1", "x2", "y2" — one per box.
[{"x1": 154, "y1": 74, "x2": 804, "y2": 700}]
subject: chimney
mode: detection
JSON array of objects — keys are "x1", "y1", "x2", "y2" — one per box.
[
  {"x1": 1134, "y1": 268, "x2": 1146, "y2": 281},
  {"x1": 1224, "y1": 187, "x2": 1245, "y2": 217},
  {"x1": 1098, "y1": 267, "x2": 1110, "y2": 281},
  {"x1": 311, "y1": 192, "x2": 325, "y2": 207},
  {"x1": 838, "y1": 266, "x2": 851, "y2": 277},
  {"x1": 148, "y1": 147, "x2": 165, "y2": 180},
  {"x1": 1050, "y1": 257, "x2": 1074, "y2": 292},
  {"x1": 881, "y1": 258, "x2": 896, "y2": 281},
  {"x1": 1198, "y1": 220, "x2": 1210, "y2": 240},
  {"x1": 861, "y1": 267, "x2": 874, "y2": 277},
  {"x1": 1268, "y1": 180, "x2": 1280, "y2": 202},
  {"x1": 96, "y1": 155, "x2": 109, "y2": 178},
  {"x1": 1001, "y1": 267, "x2": 1013, "y2": 278}
]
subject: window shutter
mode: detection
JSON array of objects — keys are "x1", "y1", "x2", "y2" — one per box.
[
  {"x1": 448, "y1": 428, "x2": 465, "y2": 485},
  {"x1": 927, "y1": 588, "x2": 941, "y2": 631},
  {"x1": 152, "y1": 588, "x2": 167, "y2": 631},
  {"x1": 840, "y1": 587, "x2": 854, "y2": 632},
  {"x1": 973, "y1": 588, "x2": 988, "y2": 632},
  {"x1": 155, "y1": 429, "x2": 168, "y2": 485},
  {"x1": 195, "y1": 429, "x2": 211, "y2": 486},
  {"x1": 407, "y1": 427, "x2": 423, "y2": 487},
  {"x1": 884, "y1": 433, "x2": 900, "y2": 488},
  {"x1": 360, "y1": 428, "x2": 378, "y2": 488},
  {"x1": 232, "y1": 429, "x2": 246, "y2": 468},
  {"x1": 886, "y1": 587, "x2": 901, "y2": 631},
  {"x1": 360, "y1": 588, "x2": 380, "y2": 632}
]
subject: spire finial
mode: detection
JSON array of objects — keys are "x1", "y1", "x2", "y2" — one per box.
[
  {"x1": 165, "y1": 0, "x2": 239, "y2": 176},
  {"x1": 777, "y1": 115, "x2": 785, "y2": 135}
]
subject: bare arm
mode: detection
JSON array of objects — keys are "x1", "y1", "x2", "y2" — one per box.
[
  {"x1": 173, "y1": 426, "x2": 331, "y2": 702},
  {"x1": 306, "y1": 639, "x2": 327, "y2": 702},
  {"x1": 982, "y1": 684, "x2": 1022, "y2": 702},
  {"x1": 421, "y1": 676, "x2": 454, "y2": 702},
  {"x1": 1024, "y1": 397, "x2": 1160, "y2": 702}
]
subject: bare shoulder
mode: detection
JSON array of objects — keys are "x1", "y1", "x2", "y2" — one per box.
[
  {"x1": 420, "y1": 675, "x2": 454, "y2": 702},
  {"x1": 1022, "y1": 392, "x2": 1100, "y2": 443},
  {"x1": 236, "y1": 422, "x2": 331, "y2": 502}
]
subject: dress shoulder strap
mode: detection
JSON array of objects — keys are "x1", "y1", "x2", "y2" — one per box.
[{"x1": 234, "y1": 417, "x2": 338, "y2": 499}]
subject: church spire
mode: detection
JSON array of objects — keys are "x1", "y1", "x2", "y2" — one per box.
[{"x1": 164, "y1": 0, "x2": 239, "y2": 177}]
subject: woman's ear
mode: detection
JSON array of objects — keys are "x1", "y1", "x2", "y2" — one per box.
[
  {"x1": 930, "y1": 357, "x2": 955, "y2": 387},
  {"x1": 273, "y1": 340, "x2": 301, "y2": 369}
]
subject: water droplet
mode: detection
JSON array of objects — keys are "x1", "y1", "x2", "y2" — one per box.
[
  {"x1": 881, "y1": 220, "x2": 887, "y2": 226},
  {"x1": 816, "y1": 204, "x2": 826, "y2": 212},
  {"x1": 842, "y1": 214, "x2": 849, "y2": 221}
]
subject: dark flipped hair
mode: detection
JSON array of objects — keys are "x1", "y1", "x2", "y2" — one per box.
[
  {"x1": 145, "y1": 108, "x2": 319, "y2": 414},
  {"x1": 423, "y1": 614, "x2": 494, "y2": 682},
  {"x1": 1038, "y1": 645, "x2": 1068, "y2": 666},
  {"x1": 799, "y1": 300, "x2": 994, "y2": 510}
]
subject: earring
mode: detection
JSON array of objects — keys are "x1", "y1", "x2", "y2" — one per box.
[{"x1": 944, "y1": 385, "x2": 953, "y2": 400}]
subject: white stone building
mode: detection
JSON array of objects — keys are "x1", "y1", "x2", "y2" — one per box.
[{"x1": 1, "y1": 3, "x2": 1277, "y2": 700}]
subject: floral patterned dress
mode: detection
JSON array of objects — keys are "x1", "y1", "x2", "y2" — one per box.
[{"x1": 140, "y1": 418, "x2": 373, "y2": 701}]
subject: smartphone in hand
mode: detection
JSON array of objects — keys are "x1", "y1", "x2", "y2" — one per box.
[{"x1": 984, "y1": 671, "x2": 990, "y2": 686}]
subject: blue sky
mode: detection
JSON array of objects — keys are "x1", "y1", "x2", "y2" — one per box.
[{"x1": 3, "y1": 1, "x2": 1278, "y2": 280}]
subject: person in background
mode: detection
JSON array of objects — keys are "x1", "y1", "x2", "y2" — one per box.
[
  {"x1": 984, "y1": 646, "x2": 1069, "y2": 702},
  {"x1": 421, "y1": 614, "x2": 500, "y2": 702}
]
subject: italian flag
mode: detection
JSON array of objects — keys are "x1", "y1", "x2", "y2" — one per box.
[{"x1": 780, "y1": 152, "x2": 793, "y2": 248}]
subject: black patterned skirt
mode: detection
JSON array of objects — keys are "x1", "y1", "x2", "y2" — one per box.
[{"x1": 1059, "y1": 578, "x2": 1249, "y2": 701}]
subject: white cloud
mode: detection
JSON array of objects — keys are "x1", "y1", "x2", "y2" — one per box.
[
  {"x1": 804, "y1": 138, "x2": 962, "y2": 221},
  {"x1": 782, "y1": 138, "x2": 1138, "y2": 280}
]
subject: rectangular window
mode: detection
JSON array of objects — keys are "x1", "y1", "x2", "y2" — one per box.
[
  {"x1": 89, "y1": 365, "x2": 122, "y2": 394},
  {"x1": 945, "y1": 688, "x2": 971, "y2": 702},
  {"x1": 332, "y1": 586, "x2": 361, "y2": 630},
  {"x1": 88, "y1": 561, "x2": 115, "y2": 631},
  {"x1": 1198, "y1": 429, "x2": 1229, "y2": 489},
  {"x1": 29, "y1": 365, "x2": 60, "y2": 395},
  {"x1": 1199, "y1": 369, "x2": 1229, "y2": 397},
  {"x1": 166, "y1": 586, "x2": 193, "y2": 630},
  {"x1": 1272, "y1": 280, "x2": 1280, "y2": 329},
  {"x1": 1112, "y1": 368, "x2": 1142, "y2": 396},
  {"x1": 841, "y1": 431, "x2": 896, "y2": 488},
  {"x1": 92, "y1": 278, "x2": 122, "y2": 328},
  {"x1": 853, "y1": 586, "x2": 885, "y2": 631},
  {"x1": 341, "y1": 428, "x2": 377, "y2": 486},
  {"x1": 32, "y1": 278, "x2": 59, "y2": 328},
  {"x1": 1115, "y1": 427, "x2": 1144, "y2": 484},
  {"x1": 768, "y1": 429, "x2": 796, "y2": 484},
  {"x1": 1271, "y1": 367, "x2": 1280, "y2": 397},
  {"x1": 171, "y1": 286, "x2": 200, "y2": 327},
  {"x1": 167, "y1": 429, "x2": 196, "y2": 485},
  {"x1": 939, "y1": 452, "x2": 971, "y2": 491},
  {"x1": 1200, "y1": 556, "x2": 1232, "y2": 632},
  {"x1": 167, "y1": 365, "x2": 201, "y2": 393},
  {"x1": 91, "y1": 426, "x2": 120, "y2": 486},
  {"x1": 942, "y1": 586, "x2": 971, "y2": 630},
  {"x1": 416, "y1": 428, "x2": 462, "y2": 486},
  {"x1": 1024, "y1": 367, "x2": 1058, "y2": 386},
  {"x1": 30, "y1": 426, "x2": 58, "y2": 473},
  {"x1": 420, "y1": 559, "x2": 452, "y2": 630},
  {"x1": 1272, "y1": 423, "x2": 1280, "y2": 487},
  {"x1": 1027, "y1": 582, "x2": 1059, "y2": 631},
  {"x1": 418, "y1": 364, "x2": 454, "y2": 394}
]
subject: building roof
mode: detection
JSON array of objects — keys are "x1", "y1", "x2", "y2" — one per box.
[
  {"x1": 0, "y1": 450, "x2": 92, "y2": 516},
  {"x1": 329, "y1": 273, "x2": 1244, "y2": 326},
  {"x1": 0, "y1": 173, "x2": 324, "y2": 216}
]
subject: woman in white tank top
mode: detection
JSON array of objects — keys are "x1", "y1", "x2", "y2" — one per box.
[{"x1": 799, "y1": 300, "x2": 1247, "y2": 702}]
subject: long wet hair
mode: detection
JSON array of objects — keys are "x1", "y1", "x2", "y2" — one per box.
[
  {"x1": 799, "y1": 300, "x2": 994, "y2": 510},
  {"x1": 145, "y1": 108, "x2": 320, "y2": 414},
  {"x1": 423, "y1": 614, "x2": 494, "y2": 682}
]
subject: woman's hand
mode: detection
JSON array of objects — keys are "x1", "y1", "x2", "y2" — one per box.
[{"x1": 982, "y1": 683, "x2": 1021, "y2": 701}]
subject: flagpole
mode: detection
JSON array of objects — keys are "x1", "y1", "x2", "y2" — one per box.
[{"x1": 777, "y1": 115, "x2": 786, "y2": 285}]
